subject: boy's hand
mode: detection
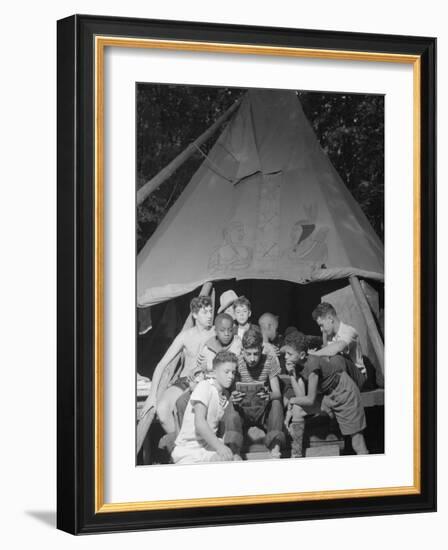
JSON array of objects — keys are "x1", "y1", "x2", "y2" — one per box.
[
  {"x1": 289, "y1": 397, "x2": 301, "y2": 406},
  {"x1": 216, "y1": 443, "x2": 234, "y2": 461},
  {"x1": 256, "y1": 388, "x2": 270, "y2": 401},
  {"x1": 230, "y1": 390, "x2": 245, "y2": 404},
  {"x1": 307, "y1": 348, "x2": 318, "y2": 356},
  {"x1": 285, "y1": 361, "x2": 296, "y2": 375}
]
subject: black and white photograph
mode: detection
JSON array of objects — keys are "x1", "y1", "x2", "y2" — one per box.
[{"x1": 136, "y1": 84, "x2": 385, "y2": 466}]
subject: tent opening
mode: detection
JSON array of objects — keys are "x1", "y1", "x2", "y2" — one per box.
[{"x1": 137, "y1": 277, "x2": 383, "y2": 380}]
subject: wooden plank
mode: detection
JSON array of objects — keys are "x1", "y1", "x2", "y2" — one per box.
[
  {"x1": 361, "y1": 388, "x2": 384, "y2": 408},
  {"x1": 306, "y1": 445, "x2": 340, "y2": 457},
  {"x1": 137, "y1": 99, "x2": 241, "y2": 205}
]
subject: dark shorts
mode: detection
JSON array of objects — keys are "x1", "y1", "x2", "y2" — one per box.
[{"x1": 325, "y1": 371, "x2": 366, "y2": 436}]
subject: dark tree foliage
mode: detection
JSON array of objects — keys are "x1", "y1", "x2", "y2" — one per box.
[{"x1": 136, "y1": 84, "x2": 383, "y2": 252}]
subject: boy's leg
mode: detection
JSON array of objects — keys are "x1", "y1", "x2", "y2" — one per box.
[
  {"x1": 157, "y1": 385, "x2": 184, "y2": 434},
  {"x1": 223, "y1": 401, "x2": 245, "y2": 457},
  {"x1": 326, "y1": 372, "x2": 368, "y2": 454},
  {"x1": 264, "y1": 399, "x2": 286, "y2": 455},
  {"x1": 288, "y1": 404, "x2": 306, "y2": 458},
  {"x1": 351, "y1": 432, "x2": 369, "y2": 455}
]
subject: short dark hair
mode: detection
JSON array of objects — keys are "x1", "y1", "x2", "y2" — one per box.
[
  {"x1": 233, "y1": 296, "x2": 251, "y2": 310},
  {"x1": 312, "y1": 302, "x2": 336, "y2": 321},
  {"x1": 213, "y1": 350, "x2": 238, "y2": 369},
  {"x1": 190, "y1": 295, "x2": 212, "y2": 314},
  {"x1": 283, "y1": 331, "x2": 307, "y2": 354},
  {"x1": 215, "y1": 312, "x2": 234, "y2": 327},
  {"x1": 242, "y1": 327, "x2": 263, "y2": 350}
]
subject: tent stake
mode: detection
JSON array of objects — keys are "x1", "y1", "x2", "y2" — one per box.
[
  {"x1": 349, "y1": 275, "x2": 384, "y2": 375},
  {"x1": 136, "y1": 281, "x2": 213, "y2": 456},
  {"x1": 137, "y1": 99, "x2": 241, "y2": 206}
]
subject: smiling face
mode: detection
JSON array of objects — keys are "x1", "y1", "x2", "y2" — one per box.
[
  {"x1": 214, "y1": 361, "x2": 237, "y2": 390},
  {"x1": 193, "y1": 306, "x2": 213, "y2": 329},
  {"x1": 316, "y1": 314, "x2": 336, "y2": 338},
  {"x1": 215, "y1": 317, "x2": 234, "y2": 346}
]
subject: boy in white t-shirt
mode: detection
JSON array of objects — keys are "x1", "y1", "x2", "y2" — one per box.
[
  {"x1": 172, "y1": 351, "x2": 239, "y2": 464},
  {"x1": 309, "y1": 302, "x2": 367, "y2": 389}
]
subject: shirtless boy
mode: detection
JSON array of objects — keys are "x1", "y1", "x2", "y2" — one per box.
[{"x1": 140, "y1": 296, "x2": 214, "y2": 434}]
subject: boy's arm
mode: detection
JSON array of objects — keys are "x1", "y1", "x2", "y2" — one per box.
[
  {"x1": 290, "y1": 372, "x2": 319, "y2": 406},
  {"x1": 193, "y1": 402, "x2": 233, "y2": 460},
  {"x1": 289, "y1": 374, "x2": 306, "y2": 397},
  {"x1": 308, "y1": 340, "x2": 346, "y2": 357},
  {"x1": 267, "y1": 375, "x2": 282, "y2": 401}
]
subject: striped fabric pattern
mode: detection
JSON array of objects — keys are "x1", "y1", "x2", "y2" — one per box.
[{"x1": 237, "y1": 352, "x2": 281, "y2": 384}]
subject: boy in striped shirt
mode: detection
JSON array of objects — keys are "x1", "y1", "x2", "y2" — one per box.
[{"x1": 223, "y1": 327, "x2": 286, "y2": 458}]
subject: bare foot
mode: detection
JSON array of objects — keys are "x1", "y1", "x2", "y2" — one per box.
[
  {"x1": 270, "y1": 444, "x2": 281, "y2": 459},
  {"x1": 233, "y1": 454, "x2": 243, "y2": 461}
]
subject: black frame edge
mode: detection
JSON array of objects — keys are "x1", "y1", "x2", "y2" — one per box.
[{"x1": 57, "y1": 14, "x2": 78, "y2": 535}]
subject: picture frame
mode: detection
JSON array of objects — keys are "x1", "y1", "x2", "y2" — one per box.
[{"x1": 57, "y1": 14, "x2": 436, "y2": 535}]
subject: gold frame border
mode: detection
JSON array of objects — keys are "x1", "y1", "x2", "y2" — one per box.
[{"x1": 94, "y1": 36, "x2": 422, "y2": 513}]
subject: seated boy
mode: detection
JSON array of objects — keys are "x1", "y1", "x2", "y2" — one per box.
[
  {"x1": 171, "y1": 351, "x2": 238, "y2": 465},
  {"x1": 309, "y1": 302, "x2": 367, "y2": 389},
  {"x1": 258, "y1": 312, "x2": 283, "y2": 356},
  {"x1": 224, "y1": 327, "x2": 286, "y2": 459},
  {"x1": 197, "y1": 313, "x2": 243, "y2": 374},
  {"x1": 281, "y1": 331, "x2": 311, "y2": 458},
  {"x1": 232, "y1": 296, "x2": 258, "y2": 340},
  {"x1": 140, "y1": 296, "x2": 214, "y2": 435},
  {"x1": 285, "y1": 311, "x2": 369, "y2": 455}
]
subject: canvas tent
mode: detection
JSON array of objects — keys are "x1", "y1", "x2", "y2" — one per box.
[{"x1": 137, "y1": 89, "x2": 384, "y2": 311}]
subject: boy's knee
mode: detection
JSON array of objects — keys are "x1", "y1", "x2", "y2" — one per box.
[
  {"x1": 157, "y1": 399, "x2": 171, "y2": 421},
  {"x1": 291, "y1": 404, "x2": 306, "y2": 421}
]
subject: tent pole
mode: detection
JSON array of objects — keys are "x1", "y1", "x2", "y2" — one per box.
[
  {"x1": 136, "y1": 282, "x2": 213, "y2": 456},
  {"x1": 349, "y1": 275, "x2": 384, "y2": 374},
  {"x1": 137, "y1": 99, "x2": 241, "y2": 206}
]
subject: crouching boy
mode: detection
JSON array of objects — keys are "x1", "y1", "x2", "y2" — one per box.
[
  {"x1": 285, "y1": 321, "x2": 369, "y2": 455},
  {"x1": 171, "y1": 351, "x2": 238, "y2": 465},
  {"x1": 224, "y1": 328, "x2": 286, "y2": 459}
]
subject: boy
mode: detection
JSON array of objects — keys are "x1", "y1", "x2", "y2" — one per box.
[
  {"x1": 140, "y1": 296, "x2": 214, "y2": 435},
  {"x1": 172, "y1": 351, "x2": 238, "y2": 464},
  {"x1": 232, "y1": 296, "x2": 258, "y2": 340},
  {"x1": 309, "y1": 302, "x2": 367, "y2": 389},
  {"x1": 280, "y1": 331, "x2": 310, "y2": 458},
  {"x1": 197, "y1": 313, "x2": 243, "y2": 374},
  {"x1": 224, "y1": 327, "x2": 285, "y2": 458},
  {"x1": 285, "y1": 306, "x2": 369, "y2": 455},
  {"x1": 258, "y1": 312, "x2": 283, "y2": 356}
]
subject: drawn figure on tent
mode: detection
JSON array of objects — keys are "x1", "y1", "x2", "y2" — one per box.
[
  {"x1": 208, "y1": 221, "x2": 253, "y2": 273},
  {"x1": 285, "y1": 203, "x2": 329, "y2": 267}
]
